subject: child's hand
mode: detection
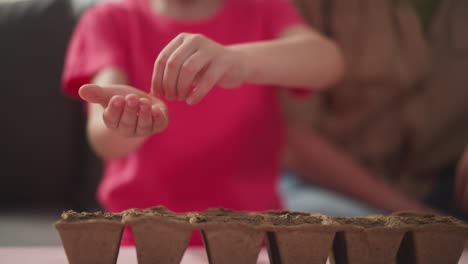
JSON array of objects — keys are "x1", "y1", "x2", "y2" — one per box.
[
  {"x1": 151, "y1": 33, "x2": 247, "y2": 104},
  {"x1": 79, "y1": 84, "x2": 169, "y2": 137},
  {"x1": 456, "y1": 147, "x2": 468, "y2": 211}
]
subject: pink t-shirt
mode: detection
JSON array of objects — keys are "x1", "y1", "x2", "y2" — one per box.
[{"x1": 63, "y1": 0, "x2": 305, "y2": 245}]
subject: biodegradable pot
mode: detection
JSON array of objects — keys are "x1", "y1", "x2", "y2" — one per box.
[
  {"x1": 331, "y1": 216, "x2": 406, "y2": 264},
  {"x1": 263, "y1": 211, "x2": 335, "y2": 264},
  {"x1": 393, "y1": 212, "x2": 468, "y2": 264},
  {"x1": 55, "y1": 210, "x2": 124, "y2": 264},
  {"x1": 123, "y1": 207, "x2": 194, "y2": 264},
  {"x1": 197, "y1": 208, "x2": 265, "y2": 264}
]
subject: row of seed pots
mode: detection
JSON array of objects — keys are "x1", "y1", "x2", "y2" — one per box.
[{"x1": 55, "y1": 207, "x2": 468, "y2": 264}]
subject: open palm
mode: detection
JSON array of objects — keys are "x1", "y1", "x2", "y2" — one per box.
[{"x1": 79, "y1": 84, "x2": 169, "y2": 137}]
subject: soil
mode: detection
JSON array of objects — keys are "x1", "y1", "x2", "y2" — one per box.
[
  {"x1": 195, "y1": 208, "x2": 265, "y2": 225},
  {"x1": 263, "y1": 211, "x2": 322, "y2": 225},
  {"x1": 123, "y1": 206, "x2": 193, "y2": 223},
  {"x1": 332, "y1": 216, "x2": 387, "y2": 228},
  {"x1": 60, "y1": 210, "x2": 121, "y2": 222},
  {"x1": 391, "y1": 212, "x2": 464, "y2": 226}
]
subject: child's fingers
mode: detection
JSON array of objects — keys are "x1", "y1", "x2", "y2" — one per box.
[
  {"x1": 177, "y1": 50, "x2": 212, "y2": 101},
  {"x1": 118, "y1": 94, "x2": 139, "y2": 137},
  {"x1": 152, "y1": 35, "x2": 185, "y2": 98},
  {"x1": 151, "y1": 106, "x2": 168, "y2": 133},
  {"x1": 103, "y1": 95, "x2": 125, "y2": 129},
  {"x1": 81, "y1": 84, "x2": 151, "y2": 107},
  {"x1": 79, "y1": 84, "x2": 107, "y2": 107},
  {"x1": 163, "y1": 40, "x2": 198, "y2": 101},
  {"x1": 135, "y1": 98, "x2": 153, "y2": 137},
  {"x1": 186, "y1": 61, "x2": 225, "y2": 105}
]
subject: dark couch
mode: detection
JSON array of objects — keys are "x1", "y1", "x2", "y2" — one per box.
[{"x1": 0, "y1": 0, "x2": 102, "y2": 211}]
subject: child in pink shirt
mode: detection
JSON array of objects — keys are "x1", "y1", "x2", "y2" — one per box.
[{"x1": 63, "y1": 0, "x2": 343, "y2": 245}]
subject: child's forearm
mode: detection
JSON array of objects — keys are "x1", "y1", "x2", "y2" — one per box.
[
  {"x1": 287, "y1": 124, "x2": 433, "y2": 213},
  {"x1": 230, "y1": 27, "x2": 345, "y2": 90}
]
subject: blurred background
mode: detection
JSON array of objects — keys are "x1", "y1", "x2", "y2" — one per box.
[
  {"x1": 0, "y1": 0, "x2": 104, "y2": 246},
  {"x1": 0, "y1": 0, "x2": 467, "y2": 246}
]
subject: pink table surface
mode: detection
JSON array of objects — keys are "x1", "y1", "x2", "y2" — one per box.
[
  {"x1": 0, "y1": 247, "x2": 268, "y2": 264},
  {"x1": 1, "y1": 247, "x2": 468, "y2": 263}
]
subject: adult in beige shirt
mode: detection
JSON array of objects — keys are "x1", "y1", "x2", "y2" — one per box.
[{"x1": 282, "y1": 0, "x2": 468, "y2": 217}]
